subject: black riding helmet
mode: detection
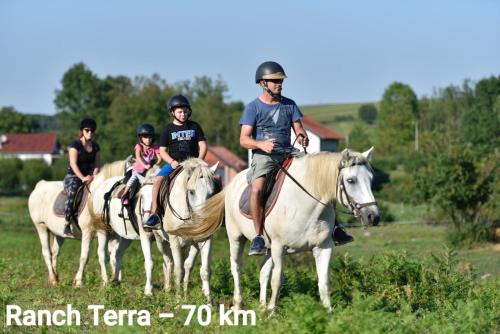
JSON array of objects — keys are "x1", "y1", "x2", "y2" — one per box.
[
  {"x1": 80, "y1": 118, "x2": 97, "y2": 131},
  {"x1": 167, "y1": 94, "x2": 192, "y2": 118},
  {"x1": 255, "y1": 61, "x2": 287, "y2": 83},
  {"x1": 136, "y1": 123, "x2": 155, "y2": 138}
]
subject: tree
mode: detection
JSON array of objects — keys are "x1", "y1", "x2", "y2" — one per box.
[
  {"x1": 461, "y1": 76, "x2": 500, "y2": 153},
  {"x1": 358, "y1": 104, "x2": 378, "y2": 124},
  {"x1": 347, "y1": 122, "x2": 372, "y2": 152},
  {"x1": 0, "y1": 106, "x2": 39, "y2": 133},
  {"x1": 415, "y1": 145, "x2": 497, "y2": 245},
  {"x1": 375, "y1": 82, "x2": 418, "y2": 155}
]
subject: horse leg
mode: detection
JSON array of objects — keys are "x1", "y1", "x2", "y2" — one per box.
[
  {"x1": 35, "y1": 224, "x2": 57, "y2": 286},
  {"x1": 267, "y1": 243, "x2": 285, "y2": 313},
  {"x1": 259, "y1": 252, "x2": 273, "y2": 309},
  {"x1": 139, "y1": 232, "x2": 154, "y2": 296},
  {"x1": 229, "y1": 236, "x2": 246, "y2": 310},
  {"x1": 113, "y1": 237, "x2": 132, "y2": 283},
  {"x1": 50, "y1": 233, "x2": 65, "y2": 283},
  {"x1": 182, "y1": 245, "x2": 199, "y2": 299},
  {"x1": 74, "y1": 230, "x2": 93, "y2": 287},
  {"x1": 153, "y1": 234, "x2": 173, "y2": 292},
  {"x1": 107, "y1": 234, "x2": 120, "y2": 281},
  {"x1": 96, "y1": 230, "x2": 109, "y2": 286},
  {"x1": 199, "y1": 238, "x2": 212, "y2": 304},
  {"x1": 312, "y1": 240, "x2": 333, "y2": 312},
  {"x1": 170, "y1": 238, "x2": 184, "y2": 296}
]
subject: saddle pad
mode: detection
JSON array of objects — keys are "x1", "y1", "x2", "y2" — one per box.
[
  {"x1": 239, "y1": 158, "x2": 293, "y2": 219},
  {"x1": 158, "y1": 166, "x2": 184, "y2": 211},
  {"x1": 53, "y1": 185, "x2": 90, "y2": 218}
]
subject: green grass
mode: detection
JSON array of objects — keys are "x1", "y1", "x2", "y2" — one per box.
[
  {"x1": 1, "y1": 196, "x2": 499, "y2": 333},
  {"x1": 300, "y1": 101, "x2": 379, "y2": 135}
]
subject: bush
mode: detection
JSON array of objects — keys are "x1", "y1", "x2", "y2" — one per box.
[
  {"x1": 0, "y1": 158, "x2": 23, "y2": 193},
  {"x1": 19, "y1": 159, "x2": 52, "y2": 191}
]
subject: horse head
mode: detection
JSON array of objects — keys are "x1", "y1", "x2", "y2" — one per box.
[
  {"x1": 182, "y1": 158, "x2": 219, "y2": 209},
  {"x1": 338, "y1": 147, "x2": 380, "y2": 226}
]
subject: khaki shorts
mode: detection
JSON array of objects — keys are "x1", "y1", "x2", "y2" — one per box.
[{"x1": 246, "y1": 150, "x2": 305, "y2": 184}]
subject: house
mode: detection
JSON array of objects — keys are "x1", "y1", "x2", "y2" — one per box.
[
  {"x1": 205, "y1": 146, "x2": 247, "y2": 187},
  {"x1": 247, "y1": 115, "x2": 344, "y2": 163},
  {"x1": 0, "y1": 132, "x2": 61, "y2": 165}
]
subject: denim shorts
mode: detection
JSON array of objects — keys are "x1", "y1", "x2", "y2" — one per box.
[{"x1": 156, "y1": 163, "x2": 174, "y2": 177}]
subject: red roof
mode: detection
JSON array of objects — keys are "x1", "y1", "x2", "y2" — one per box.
[
  {"x1": 302, "y1": 115, "x2": 344, "y2": 140},
  {"x1": 0, "y1": 132, "x2": 58, "y2": 153},
  {"x1": 205, "y1": 146, "x2": 247, "y2": 172}
]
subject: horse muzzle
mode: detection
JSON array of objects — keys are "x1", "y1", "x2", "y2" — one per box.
[{"x1": 360, "y1": 206, "x2": 380, "y2": 226}]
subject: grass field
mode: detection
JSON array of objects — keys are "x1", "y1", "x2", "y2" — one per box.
[
  {"x1": 1, "y1": 196, "x2": 499, "y2": 333},
  {"x1": 300, "y1": 101, "x2": 379, "y2": 135}
]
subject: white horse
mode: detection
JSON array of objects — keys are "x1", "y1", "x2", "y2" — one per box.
[
  {"x1": 28, "y1": 159, "x2": 128, "y2": 287},
  {"x1": 91, "y1": 158, "x2": 219, "y2": 299},
  {"x1": 172, "y1": 148, "x2": 380, "y2": 312}
]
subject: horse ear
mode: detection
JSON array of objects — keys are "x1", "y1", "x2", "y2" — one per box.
[
  {"x1": 209, "y1": 161, "x2": 219, "y2": 173},
  {"x1": 362, "y1": 147, "x2": 374, "y2": 163},
  {"x1": 341, "y1": 148, "x2": 351, "y2": 161}
]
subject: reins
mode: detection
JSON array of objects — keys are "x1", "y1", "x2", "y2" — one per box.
[{"x1": 272, "y1": 137, "x2": 376, "y2": 217}]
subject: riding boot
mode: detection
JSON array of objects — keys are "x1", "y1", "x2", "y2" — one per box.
[{"x1": 333, "y1": 222, "x2": 354, "y2": 245}]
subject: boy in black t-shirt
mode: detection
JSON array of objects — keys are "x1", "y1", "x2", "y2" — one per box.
[{"x1": 144, "y1": 95, "x2": 207, "y2": 229}]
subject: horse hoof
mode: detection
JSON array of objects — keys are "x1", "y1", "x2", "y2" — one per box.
[
  {"x1": 73, "y1": 280, "x2": 82, "y2": 287},
  {"x1": 144, "y1": 290, "x2": 153, "y2": 297}
]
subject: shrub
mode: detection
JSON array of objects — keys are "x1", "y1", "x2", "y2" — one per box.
[
  {"x1": 0, "y1": 158, "x2": 23, "y2": 193},
  {"x1": 19, "y1": 159, "x2": 52, "y2": 191}
]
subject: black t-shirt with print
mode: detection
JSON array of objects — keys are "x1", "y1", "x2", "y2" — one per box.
[
  {"x1": 67, "y1": 140, "x2": 100, "y2": 176},
  {"x1": 159, "y1": 121, "x2": 206, "y2": 162}
]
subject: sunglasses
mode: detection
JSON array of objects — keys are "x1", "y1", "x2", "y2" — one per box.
[
  {"x1": 83, "y1": 128, "x2": 95, "y2": 133},
  {"x1": 266, "y1": 79, "x2": 284, "y2": 84}
]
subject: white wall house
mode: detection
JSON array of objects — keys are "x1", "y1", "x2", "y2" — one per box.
[
  {"x1": 247, "y1": 115, "x2": 344, "y2": 164},
  {"x1": 0, "y1": 133, "x2": 61, "y2": 165}
]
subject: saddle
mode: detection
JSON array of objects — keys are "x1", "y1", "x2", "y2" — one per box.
[
  {"x1": 158, "y1": 166, "x2": 184, "y2": 215},
  {"x1": 239, "y1": 157, "x2": 293, "y2": 219},
  {"x1": 53, "y1": 184, "x2": 89, "y2": 218}
]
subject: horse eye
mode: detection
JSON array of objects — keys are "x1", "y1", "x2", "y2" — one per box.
[
  {"x1": 347, "y1": 178, "x2": 355, "y2": 184},
  {"x1": 188, "y1": 189, "x2": 195, "y2": 196}
]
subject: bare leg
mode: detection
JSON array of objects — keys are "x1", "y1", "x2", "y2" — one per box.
[
  {"x1": 250, "y1": 177, "x2": 265, "y2": 235},
  {"x1": 150, "y1": 176, "x2": 164, "y2": 214}
]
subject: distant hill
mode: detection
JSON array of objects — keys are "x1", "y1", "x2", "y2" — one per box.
[{"x1": 300, "y1": 101, "x2": 379, "y2": 135}]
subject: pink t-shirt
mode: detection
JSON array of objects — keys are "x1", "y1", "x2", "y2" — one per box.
[{"x1": 132, "y1": 144, "x2": 160, "y2": 173}]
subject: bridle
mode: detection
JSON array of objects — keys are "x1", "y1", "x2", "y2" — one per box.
[{"x1": 336, "y1": 161, "x2": 378, "y2": 218}]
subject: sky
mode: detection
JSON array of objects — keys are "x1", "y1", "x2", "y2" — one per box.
[{"x1": 1, "y1": 0, "x2": 499, "y2": 115}]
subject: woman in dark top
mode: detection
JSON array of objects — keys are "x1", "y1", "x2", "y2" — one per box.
[{"x1": 63, "y1": 118, "x2": 100, "y2": 236}]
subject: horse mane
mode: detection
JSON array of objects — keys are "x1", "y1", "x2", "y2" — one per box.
[
  {"x1": 94, "y1": 160, "x2": 126, "y2": 182},
  {"x1": 303, "y1": 152, "x2": 343, "y2": 202},
  {"x1": 181, "y1": 158, "x2": 216, "y2": 194},
  {"x1": 303, "y1": 150, "x2": 371, "y2": 202}
]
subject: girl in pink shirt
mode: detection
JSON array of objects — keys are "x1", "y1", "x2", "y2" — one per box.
[{"x1": 122, "y1": 124, "x2": 161, "y2": 205}]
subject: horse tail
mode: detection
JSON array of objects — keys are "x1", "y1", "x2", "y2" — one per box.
[
  {"x1": 88, "y1": 196, "x2": 110, "y2": 232},
  {"x1": 169, "y1": 189, "x2": 226, "y2": 241}
]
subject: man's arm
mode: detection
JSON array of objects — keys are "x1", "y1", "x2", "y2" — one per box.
[
  {"x1": 292, "y1": 120, "x2": 309, "y2": 147},
  {"x1": 240, "y1": 125, "x2": 275, "y2": 153}
]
